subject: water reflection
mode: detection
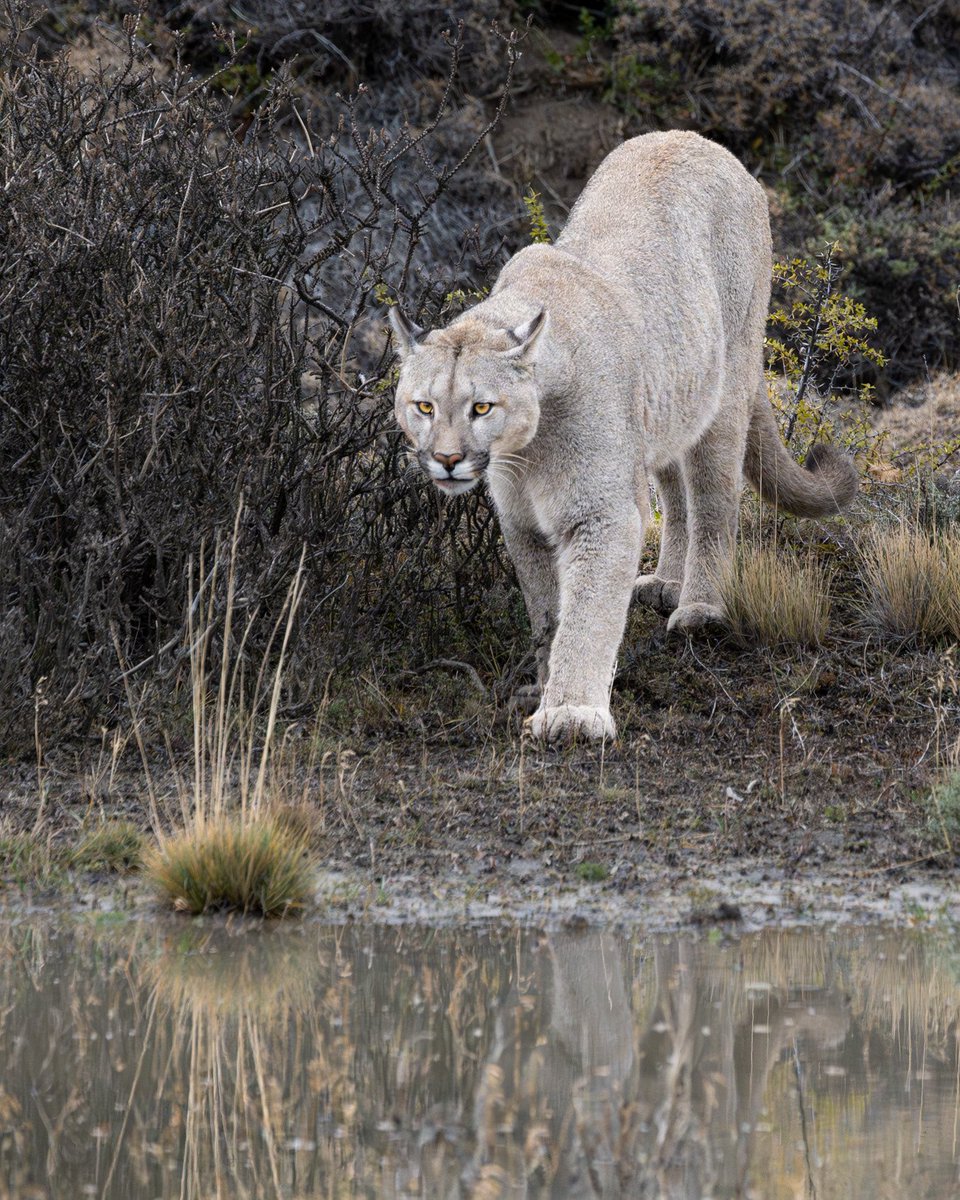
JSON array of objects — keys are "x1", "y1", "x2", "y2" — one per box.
[{"x1": 0, "y1": 919, "x2": 959, "y2": 1198}]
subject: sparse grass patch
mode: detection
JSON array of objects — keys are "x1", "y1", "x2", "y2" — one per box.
[
  {"x1": 67, "y1": 821, "x2": 144, "y2": 875},
  {"x1": 720, "y1": 545, "x2": 831, "y2": 647},
  {"x1": 146, "y1": 817, "x2": 314, "y2": 917},
  {"x1": 0, "y1": 828, "x2": 55, "y2": 886},
  {"x1": 925, "y1": 772, "x2": 960, "y2": 856},
  {"x1": 575, "y1": 861, "x2": 609, "y2": 883}
]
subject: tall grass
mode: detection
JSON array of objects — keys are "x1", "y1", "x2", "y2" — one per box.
[
  {"x1": 146, "y1": 512, "x2": 316, "y2": 917},
  {"x1": 182, "y1": 511, "x2": 307, "y2": 828},
  {"x1": 719, "y1": 545, "x2": 832, "y2": 647}
]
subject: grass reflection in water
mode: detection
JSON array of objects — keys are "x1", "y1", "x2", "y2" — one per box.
[{"x1": 0, "y1": 920, "x2": 959, "y2": 1199}]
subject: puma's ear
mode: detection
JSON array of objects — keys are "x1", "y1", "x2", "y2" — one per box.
[
  {"x1": 501, "y1": 309, "x2": 549, "y2": 362},
  {"x1": 388, "y1": 307, "x2": 426, "y2": 359}
]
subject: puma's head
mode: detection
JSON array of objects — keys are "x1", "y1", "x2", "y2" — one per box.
[{"x1": 389, "y1": 308, "x2": 549, "y2": 496}]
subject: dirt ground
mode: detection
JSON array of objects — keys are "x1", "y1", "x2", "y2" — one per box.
[
  {"x1": 4, "y1": 585, "x2": 957, "y2": 930},
  {"x1": 876, "y1": 372, "x2": 960, "y2": 467}
]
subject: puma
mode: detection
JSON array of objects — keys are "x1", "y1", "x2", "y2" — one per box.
[{"x1": 390, "y1": 131, "x2": 857, "y2": 742}]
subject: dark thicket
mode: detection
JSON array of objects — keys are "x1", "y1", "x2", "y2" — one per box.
[
  {"x1": 607, "y1": 0, "x2": 960, "y2": 382},
  {"x1": 0, "y1": 4, "x2": 523, "y2": 747}
]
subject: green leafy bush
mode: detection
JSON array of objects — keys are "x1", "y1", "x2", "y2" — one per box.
[{"x1": 765, "y1": 248, "x2": 885, "y2": 460}]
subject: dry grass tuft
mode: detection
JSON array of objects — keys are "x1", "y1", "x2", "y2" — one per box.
[
  {"x1": 0, "y1": 825, "x2": 56, "y2": 885},
  {"x1": 860, "y1": 527, "x2": 960, "y2": 640},
  {"x1": 719, "y1": 545, "x2": 832, "y2": 647},
  {"x1": 926, "y1": 771, "x2": 960, "y2": 857},
  {"x1": 143, "y1": 524, "x2": 319, "y2": 918},
  {"x1": 146, "y1": 817, "x2": 313, "y2": 917}
]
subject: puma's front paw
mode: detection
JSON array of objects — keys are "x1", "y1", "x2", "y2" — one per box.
[
  {"x1": 634, "y1": 575, "x2": 681, "y2": 615},
  {"x1": 666, "y1": 602, "x2": 727, "y2": 636},
  {"x1": 526, "y1": 704, "x2": 616, "y2": 743}
]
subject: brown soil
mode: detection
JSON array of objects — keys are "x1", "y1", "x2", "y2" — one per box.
[{"x1": 495, "y1": 96, "x2": 624, "y2": 211}]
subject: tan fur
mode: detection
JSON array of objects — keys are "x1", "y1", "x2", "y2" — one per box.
[{"x1": 390, "y1": 131, "x2": 858, "y2": 742}]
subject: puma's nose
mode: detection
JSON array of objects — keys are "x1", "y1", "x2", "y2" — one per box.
[{"x1": 433, "y1": 451, "x2": 463, "y2": 470}]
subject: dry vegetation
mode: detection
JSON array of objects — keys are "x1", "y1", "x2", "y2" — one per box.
[
  {"x1": 145, "y1": 817, "x2": 313, "y2": 914},
  {"x1": 860, "y1": 526, "x2": 960, "y2": 641},
  {"x1": 0, "y1": 1, "x2": 959, "y2": 906},
  {"x1": 0, "y1": 2, "x2": 524, "y2": 753},
  {"x1": 719, "y1": 544, "x2": 832, "y2": 649}
]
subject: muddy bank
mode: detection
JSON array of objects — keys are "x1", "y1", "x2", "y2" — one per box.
[
  {"x1": 310, "y1": 858, "x2": 959, "y2": 931},
  {"x1": 3, "y1": 853, "x2": 958, "y2": 935}
]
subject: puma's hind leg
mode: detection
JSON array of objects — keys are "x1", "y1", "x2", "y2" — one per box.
[
  {"x1": 635, "y1": 461, "x2": 686, "y2": 616},
  {"x1": 666, "y1": 420, "x2": 744, "y2": 636}
]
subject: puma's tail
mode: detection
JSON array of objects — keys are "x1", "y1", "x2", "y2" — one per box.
[{"x1": 744, "y1": 387, "x2": 858, "y2": 518}]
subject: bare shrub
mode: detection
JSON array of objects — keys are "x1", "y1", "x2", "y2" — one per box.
[
  {"x1": 719, "y1": 545, "x2": 832, "y2": 648},
  {"x1": 0, "y1": 4, "x2": 524, "y2": 748},
  {"x1": 165, "y1": 0, "x2": 515, "y2": 91}
]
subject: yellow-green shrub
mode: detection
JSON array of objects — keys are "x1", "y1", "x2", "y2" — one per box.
[{"x1": 146, "y1": 818, "x2": 313, "y2": 917}]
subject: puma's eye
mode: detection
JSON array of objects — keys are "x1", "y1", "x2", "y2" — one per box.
[
  {"x1": 416, "y1": 401, "x2": 434, "y2": 416},
  {"x1": 472, "y1": 402, "x2": 492, "y2": 416}
]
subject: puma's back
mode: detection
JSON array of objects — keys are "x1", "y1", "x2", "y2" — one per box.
[{"x1": 556, "y1": 131, "x2": 772, "y2": 346}]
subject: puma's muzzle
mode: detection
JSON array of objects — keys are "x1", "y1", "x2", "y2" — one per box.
[{"x1": 422, "y1": 449, "x2": 490, "y2": 494}]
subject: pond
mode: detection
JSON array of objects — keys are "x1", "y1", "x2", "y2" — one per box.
[{"x1": 2, "y1": 918, "x2": 959, "y2": 1198}]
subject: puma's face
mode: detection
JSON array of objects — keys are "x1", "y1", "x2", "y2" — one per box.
[{"x1": 390, "y1": 310, "x2": 548, "y2": 496}]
